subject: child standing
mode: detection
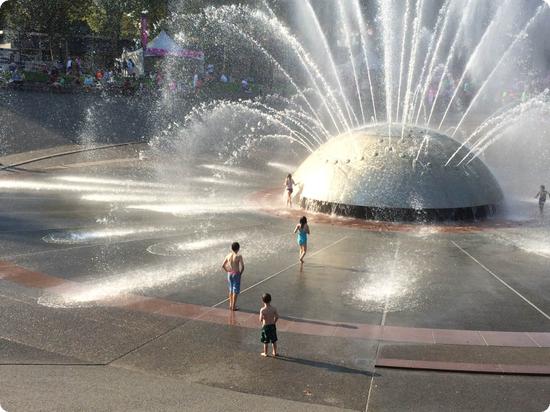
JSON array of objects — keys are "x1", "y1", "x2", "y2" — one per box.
[
  {"x1": 222, "y1": 242, "x2": 245, "y2": 311},
  {"x1": 535, "y1": 185, "x2": 549, "y2": 215},
  {"x1": 259, "y1": 293, "x2": 279, "y2": 357}
]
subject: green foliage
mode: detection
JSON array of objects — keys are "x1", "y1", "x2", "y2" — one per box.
[
  {"x1": 2, "y1": 0, "x2": 88, "y2": 35},
  {"x1": 178, "y1": 0, "x2": 253, "y2": 14},
  {"x1": 206, "y1": 80, "x2": 241, "y2": 94},
  {"x1": 1, "y1": 0, "x2": 168, "y2": 55},
  {"x1": 22, "y1": 71, "x2": 49, "y2": 83},
  {"x1": 79, "y1": 0, "x2": 167, "y2": 42},
  {"x1": 0, "y1": 0, "x2": 284, "y2": 43},
  {"x1": 0, "y1": 0, "x2": 290, "y2": 66},
  {"x1": 0, "y1": 1, "x2": 14, "y2": 28}
]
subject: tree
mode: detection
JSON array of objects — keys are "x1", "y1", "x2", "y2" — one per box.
[
  {"x1": 1, "y1": 0, "x2": 167, "y2": 61},
  {"x1": 2, "y1": 0, "x2": 90, "y2": 60},
  {"x1": 0, "y1": 1, "x2": 15, "y2": 29},
  {"x1": 84, "y1": 0, "x2": 167, "y2": 58}
]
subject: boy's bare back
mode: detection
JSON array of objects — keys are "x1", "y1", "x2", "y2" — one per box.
[
  {"x1": 260, "y1": 305, "x2": 278, "y2": 325},
  {"x1": 224, "y1": 252, "x2": 243, "y2": 273}
]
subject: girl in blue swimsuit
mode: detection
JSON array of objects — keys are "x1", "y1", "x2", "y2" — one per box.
[{"x1": 294, "y1": 216, "x2": 310, "y2": 269}]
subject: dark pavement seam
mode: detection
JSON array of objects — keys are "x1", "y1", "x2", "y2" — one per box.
[
  {"x1": 103, "y1": 318, "x2": 192, "y2": 366},
  {"x1": 0, "y1": 363, "x2": 106, "y2": 366},
  {"x1": 210, "y1": 235, "x2": 349, "y2": 308},
  {"x1": 105, "y1": 236, "x2": 348, "y2": 365},
  {"x1": 0, "y1": 142, "x2": 146, "y2": 172},
  {"x1": 365, "y1": 239, "x2": 401, "y2": 412},
  {"x1": 451, "y1": 240, "x2": 550, "y2": 322}
]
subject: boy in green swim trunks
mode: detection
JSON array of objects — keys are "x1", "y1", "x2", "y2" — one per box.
[{"x1": 259, "y1": 293, "x2": 279, "y2": 357}]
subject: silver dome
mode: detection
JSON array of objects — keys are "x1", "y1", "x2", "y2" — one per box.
[{"x1": 294, "y1": 125, "x2": 503, "y2": 219}]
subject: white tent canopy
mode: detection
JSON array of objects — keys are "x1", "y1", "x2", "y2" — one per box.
[{"x1": 144, "y1": 30, "x2": 204, "y2": 60}]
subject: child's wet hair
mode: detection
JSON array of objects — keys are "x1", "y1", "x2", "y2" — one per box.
[
  {"x1": 262, "y1": 293, "x2": 272, "y2": 303},
  {"x1": 231, "y1": 242, "x2": 240, "y2": 252}
]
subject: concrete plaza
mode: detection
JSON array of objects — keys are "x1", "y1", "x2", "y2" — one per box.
[{"x1": 0, "y1": 144, "x2": 548, "y2": 411}]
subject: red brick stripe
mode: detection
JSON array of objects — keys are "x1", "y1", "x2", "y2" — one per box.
[{"x1": 2, "y1": 260, "x2": 550, "y2": 358}]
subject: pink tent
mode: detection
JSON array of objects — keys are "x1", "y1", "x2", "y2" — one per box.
[{"x1": 144, "y1": 31, "x2": 204, "y2": 60}]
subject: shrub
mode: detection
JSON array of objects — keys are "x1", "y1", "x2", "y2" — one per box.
[{"x1": 22, "y1": 71, "x2": 49, "y2": 83}]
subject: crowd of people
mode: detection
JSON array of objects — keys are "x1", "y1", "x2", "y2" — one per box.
[
  {"x1": 499, "y1": 75, "x2": 550, "y2": 105},
  {"x1": 421, "y1": 69, "x2": 550, "y2": 111},
  {"x1": 0, "y1": 54, "x2": 137, "y2": 94},
  {"x1": 1, "y1": 51, "x2": 260, "y2": 100},
  {"x1": 2, "y1": 57, "x2": 26, "y2": 87}
]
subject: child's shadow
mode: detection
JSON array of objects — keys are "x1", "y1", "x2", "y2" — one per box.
[
  {"x1": 282, "y1": 316, "x2": 357, "y2": 329},
  {"x1": 274, "y1": 355, "x2": 377, "y2": 377}
]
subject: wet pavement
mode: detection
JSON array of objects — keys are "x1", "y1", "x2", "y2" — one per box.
[{"x1": 0, "y1": 145, "x2": 549, "y2": 411}]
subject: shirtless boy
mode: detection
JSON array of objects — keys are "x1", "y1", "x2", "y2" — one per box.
[
  {"x1": 222, "y1": 242, "x2": 245, "y2": 311},
  {"x1": 535, "y1": 185, "x2": 549, "y2": 215},
  {"x1": 259, "y1": 293, "x2": 279, "y2": 357}
]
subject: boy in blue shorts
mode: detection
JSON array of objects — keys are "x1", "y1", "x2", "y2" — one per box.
[{"x1": 222, "y1": 242, "x2": 244, "y2": 311}]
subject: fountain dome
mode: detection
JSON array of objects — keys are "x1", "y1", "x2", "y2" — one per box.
[{"x1": 294, "y1": 125, "x2": 503, "y2": 221}]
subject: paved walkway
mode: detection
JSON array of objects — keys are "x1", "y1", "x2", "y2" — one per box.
[
  {"x1": 0, "y1": 145, "x2": 549, "y2": 411},
  {"x1": 2, "y1": 260, "x2": 550, "y2": 376}
]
